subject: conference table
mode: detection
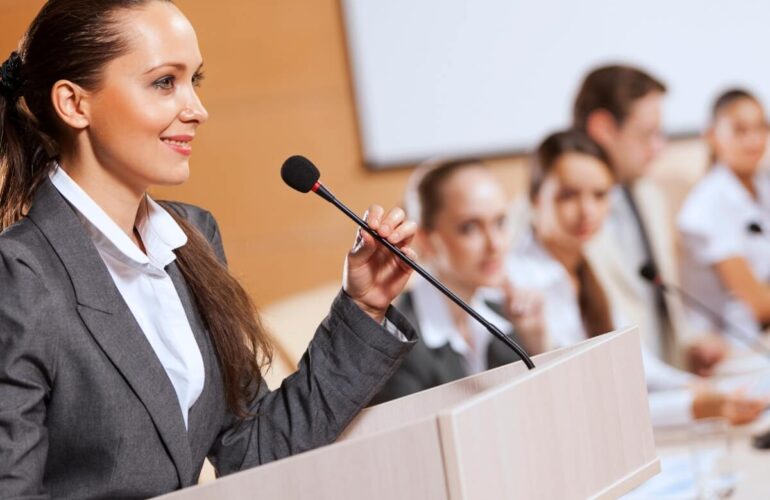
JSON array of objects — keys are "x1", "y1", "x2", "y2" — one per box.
[{"x1": 629, "y1": 349, "x2": 770, "y2": 499}]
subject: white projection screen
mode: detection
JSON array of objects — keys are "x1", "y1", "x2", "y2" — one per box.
[{"x1": 341, "y1": 0, "x2": 770, "y2": 168}]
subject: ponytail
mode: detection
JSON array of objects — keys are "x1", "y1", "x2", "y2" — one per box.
[{"x1": 0, "y1": 51, "x2": 53, "y2": 230}]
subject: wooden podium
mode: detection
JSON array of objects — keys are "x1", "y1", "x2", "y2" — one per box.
[{"x1": 156, "y1": 327, "x2": 659, "y2": 499}]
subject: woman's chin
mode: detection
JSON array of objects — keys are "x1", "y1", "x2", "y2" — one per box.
[{"x1": 153, "y1": 166, "x2": 191, "y2": 186}]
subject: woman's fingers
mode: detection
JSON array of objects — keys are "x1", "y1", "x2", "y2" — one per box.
[
  {"x1": 377, "y1": 206, "x2": 406, "y2": 238},
  {"x1": 388, "y1": 220, "x2": 417, "y2": 246},
  {"x1": 364, "y1": 205, "x2": 385, "y2": 232},
  {"x1": 349, "y1": 204, "x2": 417, "y2": 268}
]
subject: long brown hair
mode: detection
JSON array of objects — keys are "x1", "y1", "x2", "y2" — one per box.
[
  {"x1": 530, "y1": 130, "x2": 614, "y2": 337},
  {"x1": 0, "y1": 0, "x2": 271, "y2": 416}
]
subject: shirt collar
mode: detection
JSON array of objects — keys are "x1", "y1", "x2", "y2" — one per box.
[
  {"x1": 410, "y1": 277, "x2": 509, "y2": 353},
  {"x1": 49, "y1": 165, "x2": 187, "y2": 270},
  {"x1": 510, "y1": 227, "x2": 566, "y2": 289},
  {"x1": 713, "y1": 163, "x2": 770, "y2": 211}
]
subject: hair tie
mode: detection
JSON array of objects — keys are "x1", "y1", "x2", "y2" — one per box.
[{"x1": 0, "y1": 51, "x2": 24, "y2": 102}]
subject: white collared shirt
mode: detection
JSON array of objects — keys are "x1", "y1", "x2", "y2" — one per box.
[
  {"x1": 507, "y1": 228, "x2": 695, "y2": 427},
  {"x1": 678, "y1": 164, "x2": 770, "y2": 342},
  {"x1": 410, "y1": 277, "x2": 511, "y2": 375},
  {"x1": 506, "y1": 228, "x2": 586, "y2": 348},
  {"x1": 603, "y1": 185, "x2": 665, "y2": 357},
  {"x1": 50, "y1": 167, "x2": 204, "y2": 429}
]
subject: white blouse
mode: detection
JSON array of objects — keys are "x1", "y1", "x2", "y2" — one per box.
[
  {"x1": 507, "y1": 228, "x2": 695, "y2": 427},
  {"x1": 411, "y1": 277, "x2": 512, "y2": 376},
  {"x1": 677, "y1": 164, "x2": 770, "y2": 341},
  {"x1": 50, "y1": 167, "x2": 204, "y2": 429}
]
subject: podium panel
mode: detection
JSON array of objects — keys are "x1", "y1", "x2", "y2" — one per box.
[{"x1": 156, "y1": 327, "x2": 659, "y2": 500}]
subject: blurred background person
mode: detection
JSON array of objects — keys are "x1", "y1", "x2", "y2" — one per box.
[
  {"x1": 509, "y1": 129, "x2": 764, "y2": 426},
  {"x1": 372, "y1": 159, "x2": 547, "y2": 404},
  {"x1": 678, "y1": 89, "x2": 770, "y2": 345},
  {"x1": 575, "y1": 65, "x2": 727, "y2": 376}
]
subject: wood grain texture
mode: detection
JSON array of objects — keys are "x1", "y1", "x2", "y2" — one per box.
[
  {"x1": 155, "y1": 328, "x2": 659, "y2": 499},
  {"x1": 437, "y1": 327, "x2": 658, "y2": 499}
]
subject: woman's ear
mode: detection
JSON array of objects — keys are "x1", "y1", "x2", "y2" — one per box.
[
  {"x1": 50, "y1": 79, "x2": 91, "y2": 130},
  {"x1": 415, "y1": 228, "x2": 436, "y2": 260},
  {"x1": 704, "y1": 124, "x2": 718, "y2": 151}
]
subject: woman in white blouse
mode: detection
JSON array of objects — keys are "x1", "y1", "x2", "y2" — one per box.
[
  {"x1": 508, "y1": 129, "x2": 764, "y2": 427},
  {"x1": 373, "y1": 158, "x2": 547, "y2": 403},
  {"x1": 678, "y1": 89, "x2": 770, "y2": 342}
]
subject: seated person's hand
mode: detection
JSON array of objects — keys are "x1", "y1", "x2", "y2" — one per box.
[
  {"x1": 692, "y1": 388, "x2": 765, "y2": 425},
  {"x1": 501, "y1": 280, "x2": 547, "y2": 355},
  {"x1": 687, "y1": 335, "x2": 728, "y2": 376}
]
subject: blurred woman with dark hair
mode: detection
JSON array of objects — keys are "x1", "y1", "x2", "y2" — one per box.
[
  {"x1": 509, "y1": 129, "x2": 764, "y2": 427},
  {"x1": 678, "y1": 89, "x2": 770, "y2": 343}
]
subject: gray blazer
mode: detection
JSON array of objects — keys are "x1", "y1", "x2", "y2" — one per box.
[
  {"x1": 370, "y1": 290, "x2": 522, "y2": 405},
  {"x1": 0, "y1": 180, "x2": 417, "y2": 499}
]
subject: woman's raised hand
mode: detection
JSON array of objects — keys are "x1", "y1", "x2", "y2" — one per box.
[
  {"x1": 343, "y1": 205, "x2": 418, "y2": 323},
  {"x1": 502, "y1": 279, "x2": 548, "y2": 355}
]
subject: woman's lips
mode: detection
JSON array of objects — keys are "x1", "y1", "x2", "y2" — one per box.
[{"x1": 161, "y1": 135, "x2": 193, "y2": 156}]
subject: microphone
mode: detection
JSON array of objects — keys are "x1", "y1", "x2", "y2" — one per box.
[
  {"x1": 638, "y1": 262, "x2": 770, "y2": 359},
  {"x1": 281, "y1": 155, "x2": 536, "y2": 370}
]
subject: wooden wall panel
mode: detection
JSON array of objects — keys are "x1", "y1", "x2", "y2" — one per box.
[{"x1": 0, "y1": 0, "x2": 701, "y2": 306}]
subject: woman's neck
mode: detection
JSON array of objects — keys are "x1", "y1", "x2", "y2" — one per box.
[
  {"x1": 435, "y1": 271, "x2": 478, "y2": 349},
  {"x1": 435, "y1": 271, "x2": 477, "y2": 320},
  {"x1": 538, "y1": 231, "x2": 583, "y2": 281},
  {"x1": 58, "y1": 153, "x2": 146, "y2": 240},
  {"x1": 732, "y1": 168, "x2": 758, "y2": 200}
]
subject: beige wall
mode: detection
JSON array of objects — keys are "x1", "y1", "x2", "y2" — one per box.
[{"x1": 0, "y1": 0, "x2": 706, "y2": 306}]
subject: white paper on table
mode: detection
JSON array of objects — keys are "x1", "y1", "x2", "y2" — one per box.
[{"x1": 622, "y1": 450, "x2": 738, "y2": 500}]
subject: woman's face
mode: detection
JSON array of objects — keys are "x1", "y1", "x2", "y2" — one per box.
[
  {"x1": 83, "y1": 1, "x2": 208, "y2": 192},
  {"x1": 533, "y1": 152, "x2": 613, "y2": 250},
  {"x1": 709, "y1": 98, "x2": 767, "y2": 177},
  {"x1": 423, "y1": 167, "x2": 510, "y2": 291}
]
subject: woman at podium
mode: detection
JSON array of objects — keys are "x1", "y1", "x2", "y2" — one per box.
[
  {"x1": 0, "y1": 1, "x2": 419, "y2": 497},
  {"x1": 372, "y1": 158, "x2": 547, "y2": 404},
  {"x1": 508, "y1": 129, "x2": 764, "y2": 427}
]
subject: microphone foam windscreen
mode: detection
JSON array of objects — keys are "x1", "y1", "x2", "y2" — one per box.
[
  {"x1": 638, "y1": 262, "x2": 657, "y2": 282},
  {"x1": 281, "y1": 155, "x2": 320, "y2": 193}
]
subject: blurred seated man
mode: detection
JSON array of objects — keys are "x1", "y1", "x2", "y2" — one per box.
[{"x1": 574, "y1": 64, "x2": 726, "y2": 375}]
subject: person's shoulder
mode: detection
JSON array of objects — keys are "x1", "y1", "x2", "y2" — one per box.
[
  {"x1": 158, "y1": 200, "x2": 227, "y2": 263},
  {"x1": 159, "y1": 200, "x2": 216, "y2": 227},
  {"x1": 678, "y1": 168, "x2": 731, "y2": 228},
  {"x1": 633, "y1": 177, "x2": 669, "y2": 207},
  {"x1": 0, "y1": 217, "x2": 48, "y2": 274},
  {"x1": 158, "y1": 200, "x2": 221, "y2": 239}
]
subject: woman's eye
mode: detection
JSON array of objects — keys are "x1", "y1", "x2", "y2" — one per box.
[
  {"x1": 458, "y1": 221, "x2": 479, "y2": 235},
  {"x1": 192, "y1": 71, "x2": 205, "y2": 87},
  {"x1": 153, "y1": 76, "x2": 175, "y2": 90}
]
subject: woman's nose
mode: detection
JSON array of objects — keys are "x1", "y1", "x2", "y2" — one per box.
[
  {"x1": 180, "y1": 91, "x2": 209, "y2": 124},
  {"x1": 485, "y1": 228, "x2": 505, "y2": 252}
]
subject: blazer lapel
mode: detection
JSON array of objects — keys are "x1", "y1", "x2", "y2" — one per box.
[
  {"x1": 167, "y1": 262, "x2": 225, "y2": 464},
  {"x1": 27, "y1": 180, "x2": 194, "y2": 486}
]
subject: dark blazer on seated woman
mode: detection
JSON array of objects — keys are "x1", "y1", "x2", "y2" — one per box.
[
  {"x1": 370, "y1": 280, "x2": 522, "y2": 405},
  {"x1": 0, "y1": 180, "x2": 417, "y2": 499}
]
